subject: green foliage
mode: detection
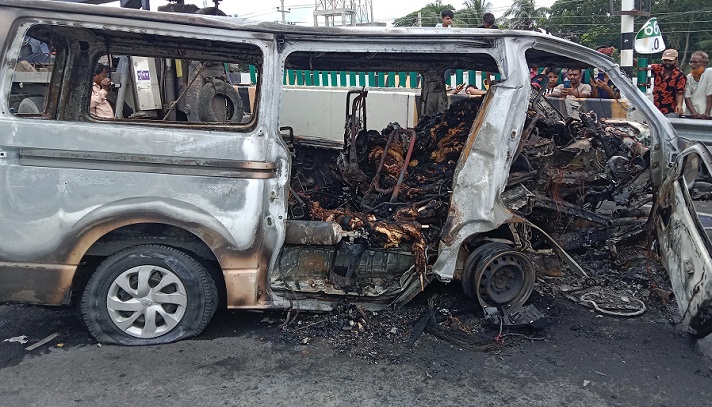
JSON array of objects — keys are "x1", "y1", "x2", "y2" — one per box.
[
  {"x1": 391, "y1": 0, "x2": 711, "y2": 66},
  {"x1": 653, "y1": 0, "x2": 712, "y2": 66},
  {"x1": 503, "y1": 0, "x2": 549, "y2": 30},
  {"x1": 392, "y1": 0, "x2": 493, "y2": 28},
  {"x1": 455, "y1": 0, "x2": 492, "y2": 27},
  {"x1": 539, "y1": 0, "x2": 615, "y2": 44},
  {"x1": 540, "y1": 0, "x2": 712, "y2": 68},
  {"x1": 392, "y1": 1, "x2": 457, "y2": 27}
]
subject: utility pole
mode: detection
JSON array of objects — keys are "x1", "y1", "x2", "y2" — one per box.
[
  {"x1": 417, "y1": 11, "x2": 422, "y2": 27},
  {"x1": 277, "y1": 0, "x2": 290, "y2": 24},
  {"x1": 620, "y1": 0, "x2": 635, "y2": 78}
]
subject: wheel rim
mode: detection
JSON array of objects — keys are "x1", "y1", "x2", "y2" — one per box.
[
  {"x1": 106, "y1": 265, "x2": 188, "y2": 339},
  {"x1": 474, "y1": 250, "x2": 535, "y2": 308}
]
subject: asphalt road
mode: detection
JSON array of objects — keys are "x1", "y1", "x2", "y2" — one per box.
[{"x1": 1, "y1": 290, "x2": 711, "y2": 407}]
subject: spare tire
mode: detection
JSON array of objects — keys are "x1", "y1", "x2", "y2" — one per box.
[
  {"x1": 17, "y1": 96, "x2": 43, "y2": 114},
  {"x1": 197, "y1": 79, "x2": 244, "y2": 123}
]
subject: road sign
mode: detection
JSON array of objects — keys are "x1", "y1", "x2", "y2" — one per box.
[{"x1": 635, "y1": 18, "x2": 665, "y2": 54}]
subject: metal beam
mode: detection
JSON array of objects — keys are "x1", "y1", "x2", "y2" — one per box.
[{"x1": 669, "y1": 118, "x2": 712, "y2": 146}]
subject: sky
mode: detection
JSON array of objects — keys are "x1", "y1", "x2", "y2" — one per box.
[{"x1": 107, "y1": 0, "x2": 557, "y2": 26}]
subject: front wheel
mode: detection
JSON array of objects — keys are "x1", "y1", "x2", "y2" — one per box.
[
  {"x1": 80, "y1": 245, "x2": 218, "y2": 345},
  {"x1": 461, "y1": 242, "x2": 536, "y2": 309}
]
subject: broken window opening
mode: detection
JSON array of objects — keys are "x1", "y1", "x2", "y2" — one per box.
[
  {"x1": 9, "y1": 23, "x2": 262, "y2": 129},
  {"x1": 8, "y1": 25, "x2": 66, "y2": 118},
  {"x1": 88, "y1": 50, "x2": 260, "y2": 125}
]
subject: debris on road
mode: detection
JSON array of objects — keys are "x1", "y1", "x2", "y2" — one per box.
[
  {"x1": 3, "y1": 335, "x2": 28, "y2": 344},
  {"x1": 25, "y1": 333, "x2": 59, "y2": 351}
]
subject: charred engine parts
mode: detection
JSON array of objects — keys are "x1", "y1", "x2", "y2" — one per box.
[
  {"x1": 286, "y1": 86, "x2": 658, "y2": 315},
  {"x1": 329, "y1": 241, "x2": 367, "y2": 288},
  {"x1": 293, "y1": 97, "x2": 485, "y2": 286}
]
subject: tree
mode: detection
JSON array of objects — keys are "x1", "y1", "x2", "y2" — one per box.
[
  {"x1": 653, "y1": 0, "x2": 712, "y2": 67},
  {"x1": 540, "y1": 0, "x2": 617, "y2": 45},
  {"x1": 540, "y1": 0, "x2": 712, "y2": 68},
  {"x1": 392, "y1": 1, "x2": 457, "y2": 27},
  {"x1": 503, "y1": 0, "x2": 549, "y2": 30},
  {"x1": 392, "y1": 0, "x2": 493, "y2": 28},
  {"x1": 455, "y1": 0, "x2": 492, "y2": 27}
]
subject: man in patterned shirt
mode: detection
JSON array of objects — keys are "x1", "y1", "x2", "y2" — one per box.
[{"x1": 651, "y1": 49, "x2": 686, "y2": 115}]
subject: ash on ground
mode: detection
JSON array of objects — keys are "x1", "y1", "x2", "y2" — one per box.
[{"x1": 273, "y1": 248, "x2": 679, "y2": 362}]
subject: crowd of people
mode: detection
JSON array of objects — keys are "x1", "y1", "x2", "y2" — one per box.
[{"x1": 436, "y1": 9, "x2": 712, "y2": 120}]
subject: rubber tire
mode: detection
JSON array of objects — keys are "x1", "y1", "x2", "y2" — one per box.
[
  {"x1": 17, "y1": 96, "x2": 43, "y2": 114},
  {"x1": 197, "y1": 79, "x2": 244, "y2": 123},
  {"x1": 80, "y1": 245, "x2": 218, "y2": 345}
]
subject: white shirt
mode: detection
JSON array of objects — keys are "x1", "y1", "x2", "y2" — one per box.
[
  {"x1": 550, "y1": 83, "x2": 592, "y2": 98},
  {"x1": 685, "y1": 68, "x2": 712, "y2": 116}
]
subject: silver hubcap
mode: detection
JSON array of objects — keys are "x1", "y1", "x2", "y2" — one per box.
[{"x1": 107, "y1": 265, "x2": 187, "y2": 338}]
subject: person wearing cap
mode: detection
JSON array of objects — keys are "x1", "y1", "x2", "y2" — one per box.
[
  {"x1": 651, "y1": 49, "x2": 686, "y2": 115},
  {"x1": 684, "y1": 51, "x2": 712, "y2": 119}
]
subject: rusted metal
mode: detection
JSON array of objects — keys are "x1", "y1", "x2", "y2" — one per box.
[
  {"x1": 390, "y1": 128, "x2": 417, "y2": 202},
  {"x1": 285, "y1": 220, "x2": 347, "y2": 246},
  {"x1": 366, "y1": 129, "x2": 396, "y2": 195},
  {"x1": 162, "y1": 62, "x2": 206, "y2": 121},
  {"x1": 341, "y1": 90, "x2": 371, "y2": 190}
]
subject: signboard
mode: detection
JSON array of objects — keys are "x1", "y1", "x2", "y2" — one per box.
[{"x1": 635, "y1": 18, "x2": 665, "y2": 54}]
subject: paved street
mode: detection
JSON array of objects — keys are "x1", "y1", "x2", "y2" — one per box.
[{"x1": 1, "y1": 293, "x2": 711, "y2": 407}]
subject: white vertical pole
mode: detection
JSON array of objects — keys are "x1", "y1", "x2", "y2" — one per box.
[
  {"x1": 417, "y1": 11, "x2": 422, "y2": 27},
  {"x1": 621, "y1": 0, "x2": 635, "y2": 78}
]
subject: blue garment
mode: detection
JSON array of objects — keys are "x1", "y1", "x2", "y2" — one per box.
[{"x1": 593, "y1": 80, "x2": 617, "y2": 99}]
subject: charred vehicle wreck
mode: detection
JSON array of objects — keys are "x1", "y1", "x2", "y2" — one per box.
[{"x1": 0, "y1": 1, "x2": 711, "y2": 345}]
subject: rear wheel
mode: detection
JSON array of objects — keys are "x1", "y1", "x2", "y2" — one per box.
[{"x1": 80, "y1": 245, "x2": 218, "y2": 345}]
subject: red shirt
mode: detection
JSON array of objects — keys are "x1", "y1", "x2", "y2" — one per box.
[{"x1": 651, "y1": 64, "x2": 686, "y2": 114}]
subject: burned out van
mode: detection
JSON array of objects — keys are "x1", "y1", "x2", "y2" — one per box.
[{"x1": 0, "y1": 0, "x2": 710, "y2": 345}]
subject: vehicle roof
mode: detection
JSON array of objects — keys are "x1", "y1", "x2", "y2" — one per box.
[
  {"x1": 3, "y1": 0, "x2": 609, "y2": 69},
  {"x1": 3, "y1": 1, "x2": 571, "y2": 40}
]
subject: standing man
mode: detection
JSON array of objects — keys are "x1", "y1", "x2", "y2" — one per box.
[
  {"x1": 435, "y1": 10, "x2": 453, "y2": 27},
  {"x1": 551, "y1": 68, "x2": 592, "y2": 98},
  {"x1": 90, "y1": 63, "x2": 114, "y2": 119},
  {"x1": 650, "y1": 49, "x2": 686, "y2": 116},
  {"x1": 684, "y1": 51, "x2": 712, "y2": 119},
  {"x1": 479, "y1": 12, "x2": 498, "y2": 29}
]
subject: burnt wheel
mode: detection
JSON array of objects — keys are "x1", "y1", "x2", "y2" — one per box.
[
  {"x1": 461, "y1": 242, "x2": 536, "y2": 308},
  {"x1": 80, "y1": 245, "x2": 218, "y2": 345}
]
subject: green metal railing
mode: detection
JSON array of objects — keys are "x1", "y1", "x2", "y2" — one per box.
[
  {"x1": 280, "y1": 68, "x2": 501, "y2": 90},
  {"x1": 251, "y1": 64, "x2": 653, "y2": 95},
  {"x1": 249, "y1": 65, "x2": 630, "y2": 90}
]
